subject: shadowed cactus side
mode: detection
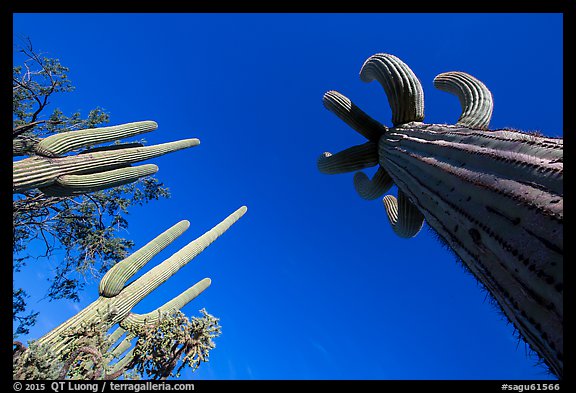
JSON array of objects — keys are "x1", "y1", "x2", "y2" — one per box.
[
  {"x1": 317, "y1": 53, "x2": 563, "y2": 377},
  {"x1": 13, "y1": 206, "x2": 247, "y2": 379},
  {"x1": 12, "y1": 120, "x2": 199, "y2": 196}
]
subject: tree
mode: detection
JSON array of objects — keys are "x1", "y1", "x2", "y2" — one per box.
[{"x1": 12, "y1": 38, "x2": 171, "y2": 337}]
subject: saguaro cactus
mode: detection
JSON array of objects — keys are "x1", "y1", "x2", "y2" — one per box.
[
  {"x1": 317, "y1": 53, "x2": 563, "y2": 377},
  {"x1": 12, "y1": 120, "x2": 199, "y2": 196},
  {"x1": 19, "y1": 205, "x2": 246, "y2": 378}
]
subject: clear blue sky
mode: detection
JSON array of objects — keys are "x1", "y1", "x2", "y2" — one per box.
[{"x1": 13, "y1": 13, "x2": 562, "y2": 380}]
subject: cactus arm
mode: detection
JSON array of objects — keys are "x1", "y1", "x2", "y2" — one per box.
[
  {"x1": 38, "y1": 164, "x2": 159, "y2": 197},
  {"x1": 120, "y1": 278, "x2": 211, "y2": 328},
  {"x1": 34, "y1": 121, "x2": 158, "y2": 157},
  {"x1": 317, "y1": 142, "x2": 379, "y2": 175},
  {"x1": 107, "y1": 348, "x2": 135, "y2": 378},
  {"x1": 322, "y1": 90, "x2": 387, "y2": 142},
  {"x1": 35, "y1": 206, "x2": 247, "y2": 359},
  {"x1": 99, "y1": 220, "x2": 191, "y2": 297},
  {"x1": 360, "y1": 53, "x2": 425, "y2": 126},
  {"x1": 433, "y1": 72, "x2": 493, "y2": 130},
  {"x1": 353, "y1": 166, "x2": 394, "y2": 200},
  {"x1": 116, "y1": 206, "x2": 247, "y2": 315},
  {"x1": 382, "y1": 190, "x2": 425, "y2": 238},
  {"x1": 109, "y1": 336, "x2": 134, "y2": 359},
  {"x1": 13, "y1": 139, "x2": 199, "y2": 193},
  {"x1": 105, "y1": 327, "x2": 127, "y2": 352}
]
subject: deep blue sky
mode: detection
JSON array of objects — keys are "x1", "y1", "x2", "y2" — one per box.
[{"x1": 13, "y1": 13, "x2": 562, "y2": 380}]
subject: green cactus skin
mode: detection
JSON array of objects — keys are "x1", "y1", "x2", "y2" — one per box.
[
  {"x1": 317, "y1": 53, "x2": 563, "y2": 377},
  {"x1": 317, "y1": 143, "x2": 379, "y2": 174},
  {"x1": 12, "y1": 121, "x2": 200, "y2": 195},
  {"x1": 35, "y1": 121, "x2": 159, "y2": 157},
  {"x1": 382, "y1": 190, "x2": 424, "y2": 238},
  {"x1": 433, "y1": 72, "x2": 493, "y2": 130},
  {"x1": 36, "y1": 206, "x2": 247, "y2": 357},
  {"x1": 38, "y1": 164, "x2": 159, "y2": 196},
  {"x1": 353, "y1": 167, "x2": 394, "y2": 200},
  {"x1": 121, "y1": 278, "x2": 212, "y2": 328}
]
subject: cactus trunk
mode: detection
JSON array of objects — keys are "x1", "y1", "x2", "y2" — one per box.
[{"x1": 380, "y1": 122, "x2": 562, "y2": 376}]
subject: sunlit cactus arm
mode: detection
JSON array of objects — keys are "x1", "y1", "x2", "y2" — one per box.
[
  {"x1": 121, "y1": 278, "x2": 211, "y2": 328},
  {"x1": 12, "y1": 120, "x2": 200, "y2": 195},
  {"x1": 433, "y1": 71, "x2": 493, "y2": 130},
  {"x1": 317, "y1": 52, "x2": 563, "y2": 377},
  {"x1": 38, "y1": 164, "x2": 159, "y2": 196},
  {"x1": 13, "y1": 138, "x2": 199, "y2": 193},
  {"x1": 105, "y1": 327, "x2": 127, "y2": 353},
  {"x1": 109, "y1": 336, "x2": 134, "y2": 360},
  {"x1": 34, "y1": 121, "x2": 158, "y2": 157},
  {"x1": 35, "y1": 206, "x2": 246, "y2": 359},
  {"x1": 99, "y1": 220, "x2": 191, "y2": 297},
  {"x1": 116, "y1": 206, "x2": 247, "y2": 316}
]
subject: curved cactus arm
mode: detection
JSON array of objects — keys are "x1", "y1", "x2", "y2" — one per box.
[
  {"x1": 34, "y1": 121, "x2": 158, "y2": 157},
  {"x1": 360, "y1": 53, "x2": 425, "y2": 126},
  {"x1": 99, "y1": 220, "x2": 191, "y2": 297},
  {"x1": 120, "y1": 278, "x2": 211, "y2": 329},
  {"x1": 353, "y1": 166, "x2": 394, "y2": 200},
  {"x1": 323, "y1": 90, "x2": 387, "y2": 142},
  {"x1": 38, "y1": 164, "x2": 159, "y2": 197},
  {"x1": 433, "y1": 72, "x2": 493, "y2": 130},
  {"x1": 382, "y1": 190, "x2": 425, "y2": 238},
  {"x1": 116, "y1": 206, "x2": 247, "y2": 315},
  {"x1": 13, "y1": 138, "x2": 199, "y2": 194},
  {"x1": 317, "y1": 142, "x2": 379, "y2": 175}
]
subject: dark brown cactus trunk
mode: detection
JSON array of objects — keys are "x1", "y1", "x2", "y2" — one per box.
[{"x1": 380, "y1": 122, "x2": 563, "y2": 377}]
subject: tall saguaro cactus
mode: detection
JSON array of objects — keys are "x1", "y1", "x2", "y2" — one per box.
[
  {"x1": 317, "y1": 53, "x2": 563, "y2": 377},
  {"x1": 35, "y1": 205, "x2": 247, "y2": 361},
  {"x1": 13, "y1": 120, "x2": 199, "y2": 196}
]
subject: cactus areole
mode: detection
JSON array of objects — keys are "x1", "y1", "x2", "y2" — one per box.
[{"x1": 317, "y1": 53, "x2": 563, "y2": 377}]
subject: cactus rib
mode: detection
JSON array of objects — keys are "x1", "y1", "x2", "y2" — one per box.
[
  {"x1": 36, "y1": 206, "x2": 247, "y2": 359},
  {"x1": 121, "y1": 278, "x2": 211, "y2": 328},
  {"x1": 38, "y1": 164, "x2": 159, "y2": 197},
  {"x1": 353, "y1": 166, "x2": 394, "y2": 200},
  {"x1": 382, "y1": 190, "x2": 425, "y2": 238},
  {"x1": 317, "y1": 142, "x2": 379, "y2": 174},
  {"x1": 360, "y1": 53, "x2": 425, "y2": 126},
  {"x1": 35, "y1": 121, "x2": 158, "y2": 157},
  {"x1": 434, "y1": 72, "x2": 493, "y2": 130}
]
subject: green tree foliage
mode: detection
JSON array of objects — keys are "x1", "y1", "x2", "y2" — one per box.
[{"x1": 12, "y1": 38, "x2": 170, "y2": 337}]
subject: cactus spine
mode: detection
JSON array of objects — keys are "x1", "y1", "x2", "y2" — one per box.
[{"x1": 317, "y1": 53, "x2": 563, "y2": 377}]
